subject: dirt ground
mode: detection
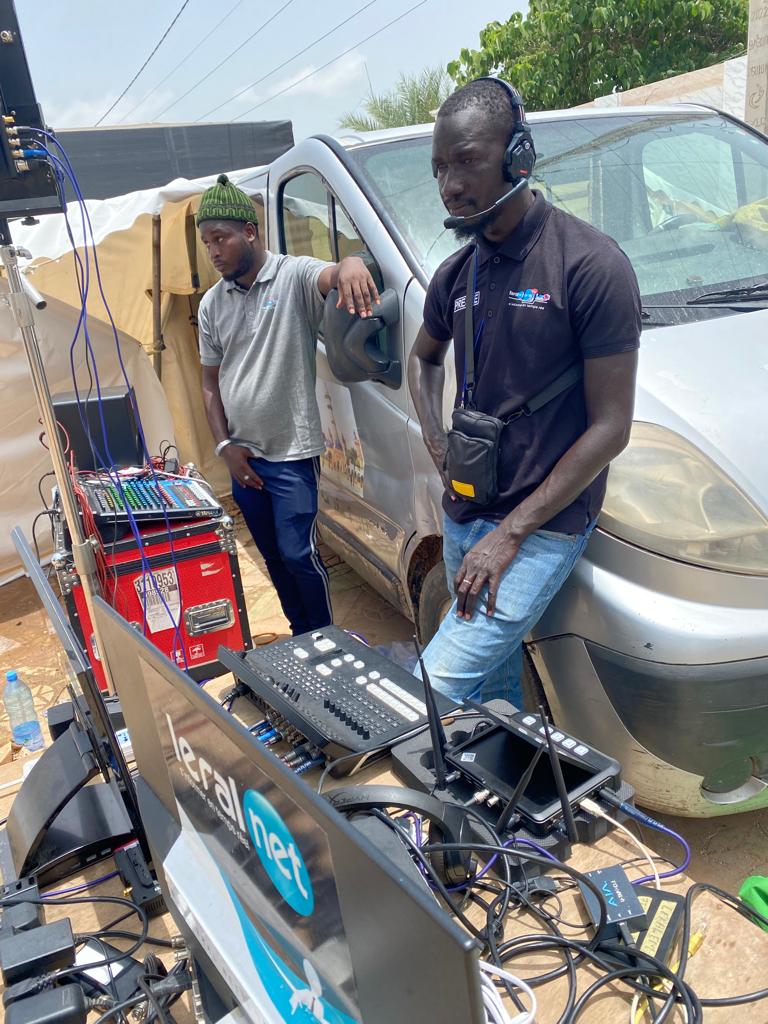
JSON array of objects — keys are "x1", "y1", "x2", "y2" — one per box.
[{"x1": 1, "y1": 511, "x2": 766, "y2": 897}]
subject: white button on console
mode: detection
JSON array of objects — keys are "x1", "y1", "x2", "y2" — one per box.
[
  {"x1": 331, "y1": 658, "x2": 342, "y2": 667},
  {"x1": 343, "y1": 653, "x2": 355, "y2": 663},
  {"x1": 574, "y1": 744, "x2": 589, "y2": 757},
  {"x1": 355, "y1": 675, "x2": 367, "y2": 685},
  {"x1": 561, "y1": 738, "x2": 577, "y2": 750},
  {"x1": 353, "y1": 660, "x2": 365, "y2": 669},
  {"x1": 314, "y1": 638, "x2": 336, "y2": 653},
  {"x1": 293, "y1": 648, "x2": 309, "y2": 659},
  {"x1": 551, "y1": 731, "x2": 564, "y2": 742},
  {"x1": 369, "y1": 670, "x2": 381, "y2": 680},
  {"x1": 522, "y1": 715, "x2": 537, "y2": 726},
  {"x1": 316, "y1": 664, "x2": 332, "y2": 676}
]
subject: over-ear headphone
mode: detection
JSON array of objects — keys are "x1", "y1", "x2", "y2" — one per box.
[
  {"x1": 472, "y1": 77, "x2": 536, "y2": 183},
  {"x1": 434, "y1": 77, "x2": 536, "y2": 185},
  {"x1": 326, "y1": 785, "x2": 474, "y2": 887}
]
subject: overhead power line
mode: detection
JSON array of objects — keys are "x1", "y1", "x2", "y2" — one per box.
[
  {"x1": 233, "y1": 0, "x2": 428, "y2": 121},
  {"x1": 95, "y1": 0, "x2": 193, "y2": 126},
  {"x1": 118, "y1": 0, "x2": 248, "y2": 124},
  {"x1": 151, "y1": 0, "x2": 296, "y2": 121},
  {"x1": 195, "y1": 0, "x2": 378, "y2": 122}
]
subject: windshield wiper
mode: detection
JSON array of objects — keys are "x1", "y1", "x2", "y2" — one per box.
[{"x1": 687, "y1": 281, "x2": 768, "y2": 305}]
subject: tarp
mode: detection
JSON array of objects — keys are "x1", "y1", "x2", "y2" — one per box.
[
  {"x1": 0, "y1": 289, "x2": 174, "y2": 583},
  {"x1": 1, "y1": 167, "x2": 266, "y2": 583}
]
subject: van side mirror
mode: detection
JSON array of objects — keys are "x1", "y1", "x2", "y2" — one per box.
[{"x1": 322, "y1": 288, "x2": 401, "y2": 388}]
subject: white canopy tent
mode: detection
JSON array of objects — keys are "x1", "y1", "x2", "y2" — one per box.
[{"x1": 0, "y1": 167, "x2": 265, "y2": 584}]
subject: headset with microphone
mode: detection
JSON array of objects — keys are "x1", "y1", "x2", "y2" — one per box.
[{"x1": 438, "y1": 77, "x2": 536, "y2": 230}]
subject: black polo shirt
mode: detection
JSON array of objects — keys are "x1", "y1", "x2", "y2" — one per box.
[{"x1": 423, "y1": 190, "x2": 641, "y2": 534}]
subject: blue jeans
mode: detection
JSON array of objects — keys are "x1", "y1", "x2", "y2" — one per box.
[
  {"x1": 421, "y1": 514, "x2": 594, "y2": 708},
  {"x1": 232, "y1": 456, "x2": 332, "y2": 635}
]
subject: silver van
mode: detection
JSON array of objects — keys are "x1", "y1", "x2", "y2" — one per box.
[{"x1": 240, "y1": 104, "x2": 768, "y2": 817}]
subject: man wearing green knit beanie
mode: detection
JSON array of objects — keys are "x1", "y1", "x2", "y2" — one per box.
[{"x1": 197, "y1": 173, "x2": 379, "y2": 635}]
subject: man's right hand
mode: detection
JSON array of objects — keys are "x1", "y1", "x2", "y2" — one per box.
[{"x1": 222, "y1": 444, "x2": 263, "y2": 489}]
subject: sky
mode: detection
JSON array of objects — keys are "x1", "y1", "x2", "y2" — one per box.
[{"x1": 17, "y1": 0, "x2": 528, "y2": 141}]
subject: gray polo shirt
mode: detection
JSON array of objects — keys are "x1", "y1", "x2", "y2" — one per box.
[{"x1": 198, "y1": 250, "x2": 329, "y2": 461}]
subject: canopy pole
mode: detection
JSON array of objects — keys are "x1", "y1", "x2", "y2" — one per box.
[{"x1": 151, "y1": 214, "x2": 164, "y2": 379}]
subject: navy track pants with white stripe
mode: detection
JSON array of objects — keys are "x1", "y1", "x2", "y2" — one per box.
[{"x1": 232, "y1": 455, "x2": 332, "y2": 635}]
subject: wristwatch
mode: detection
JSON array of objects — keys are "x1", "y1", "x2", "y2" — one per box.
[{"x1": 215, "y1": 438, "x2": 234, "y2": 457}]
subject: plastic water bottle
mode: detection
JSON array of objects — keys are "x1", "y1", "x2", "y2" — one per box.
[{"x1": 3, "y1": 670, "x2": 44, "y2": 751}]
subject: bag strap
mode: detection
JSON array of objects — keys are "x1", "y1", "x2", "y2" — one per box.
[
  {"x1": 505, "y1": 362, "x2": 583, "y2": 422},
  {"x1": 463, "y1": 243, "x2": 581, "y2": 418},
  {"x1": 463, "y1": 247, "x2": 479, "y2": 408}
]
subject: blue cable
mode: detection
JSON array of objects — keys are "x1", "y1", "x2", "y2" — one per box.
[
  {"x1": 40, "y1": 145, "x2": 178, "y2": 653},
  {"x1": 599, "y1": 791, "x2": 691, "y2": 882},
  {"x1": 22, "y1": 135, "x2": 189, "y2": 668},
  {"x1": 25, "y1": 139, "x2": 183, "y2": 644}
]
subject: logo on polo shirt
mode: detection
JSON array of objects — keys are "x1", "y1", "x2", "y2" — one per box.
[
  {"x1": 509, "y1": 287, "x2": 551, "y2": 308},
  {"x1": 454, "y1": 291, "x2": 480, "y2": 313}
]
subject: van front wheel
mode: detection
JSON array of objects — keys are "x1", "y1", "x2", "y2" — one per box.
[{"x1": 416, "y1": 562, "x2": 453, "y2": 644}]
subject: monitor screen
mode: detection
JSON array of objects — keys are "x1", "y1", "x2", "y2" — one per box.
[
  {"x1": 447, "y1": 723, "x2": 603, "y2": 826},
  {"x1": 92, "y1": 597, "x2": 485, "y2": 1024}
]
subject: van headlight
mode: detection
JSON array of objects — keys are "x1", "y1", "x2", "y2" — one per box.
[{"x1": 600, "y1": 422, "x2": 768, "y2": 574}]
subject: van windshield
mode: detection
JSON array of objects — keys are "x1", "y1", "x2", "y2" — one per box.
[{"x1": 346, "y1": 112, "x2": 768, "y2": 314}]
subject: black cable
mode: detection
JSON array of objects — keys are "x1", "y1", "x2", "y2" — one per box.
[
  {"x1": 422, "y1": 841, "x2": 608, "y2": 949},
  {"x1": 90, "y1": 991, "x2": 147, "y2": 1024},
  {"x1": 677, "y1": 882, "x2": 768, "y2": 1007},
  {"x1": 95, "y1": 909, "x2": 137, "y2": 934},
  {"x1": 233, "y1": 0, "x2": 428, "y2": 120},
  {"x1": 95, "y1": 1, "x2": 193, "y2": 125},
  {"x1": 0, "y1": 893, "x2": 149, "y2": 976},
  {"x1": 80, "y1": 936, "x2": 120, "y2": 1009},
  {"x1": 152, "y1": 0, "x2": 297, "y2": 120},
  {"x1": 500, "y1": 885, "x2": 579, "y2": 1024},
  {"x1": 37, "y1": 470, "x2": 56, "y2": 510},
  {"x1": 369, "y1": 809, "x2": 486, "y2": 944},
  {"x1": 90, "y1": 929, "x2": 176, "y2": 949},
  {"x1": 138, "y1": 974, "x2": 172, "y2": 1024},
  {"x1": 116, "y1": 0, "x2": 248, "y2": 124},
  {"x1": 195, "y1": 0, "x2": 378, "y2": 121},
  {"x1": 31, "y1": 509, "x2": 56, "y2": 563}
]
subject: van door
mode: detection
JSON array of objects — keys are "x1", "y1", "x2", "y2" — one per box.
[{"x1": 273, "y1": 153, "x2": 417, "y2": 613}]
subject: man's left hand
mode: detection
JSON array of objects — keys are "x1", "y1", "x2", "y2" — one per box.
[
  {"x1": 336, "y1": 256, "x2": 381, "y2": 318},
  {"x1": 454, "y1": 527, "x2": 521, "y2": 620}
]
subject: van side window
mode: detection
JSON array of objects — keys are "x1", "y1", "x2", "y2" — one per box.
[
  {"x1": 281, "y1": 172, "x2": 334, "y2": 260},
  {"x1": 332, "y1": 200, "x2": 388, "y2": 357},
  {"x1": 332, "y1": 202, "x2": 383, "y2": 289},
  {"x1": 642, "y1": 132, "x2": 738, "y2": 225}
]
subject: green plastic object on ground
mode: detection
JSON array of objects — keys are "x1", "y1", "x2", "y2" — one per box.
[{"x1": 739, "y1": 876, "x2": 768, "y2": 932}]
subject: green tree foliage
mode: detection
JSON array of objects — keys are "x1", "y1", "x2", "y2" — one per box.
[
  {"x1": 447, "y1": 0, "x2": 748, "y2": 111},
  {"x1": 339, "y1": 66, "x2": 454, "y2": 132}
]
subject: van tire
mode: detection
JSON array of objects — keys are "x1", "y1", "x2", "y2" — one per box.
[{"x1": 416, "y1": 562, "x2": 452, "y2": 644}]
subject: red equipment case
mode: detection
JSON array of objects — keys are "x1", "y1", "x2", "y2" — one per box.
[{"x1": 56, "y1": 515, "x2": 252, "y2": 691}]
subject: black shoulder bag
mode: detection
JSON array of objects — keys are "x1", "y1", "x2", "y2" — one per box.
[{"x1": 444, "y1": 247, "x2": 583, "y2": 506}]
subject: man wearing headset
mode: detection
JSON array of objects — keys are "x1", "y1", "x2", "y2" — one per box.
[{"x1": 408, "y1": 79, "x2": 641, "y2": 708}]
